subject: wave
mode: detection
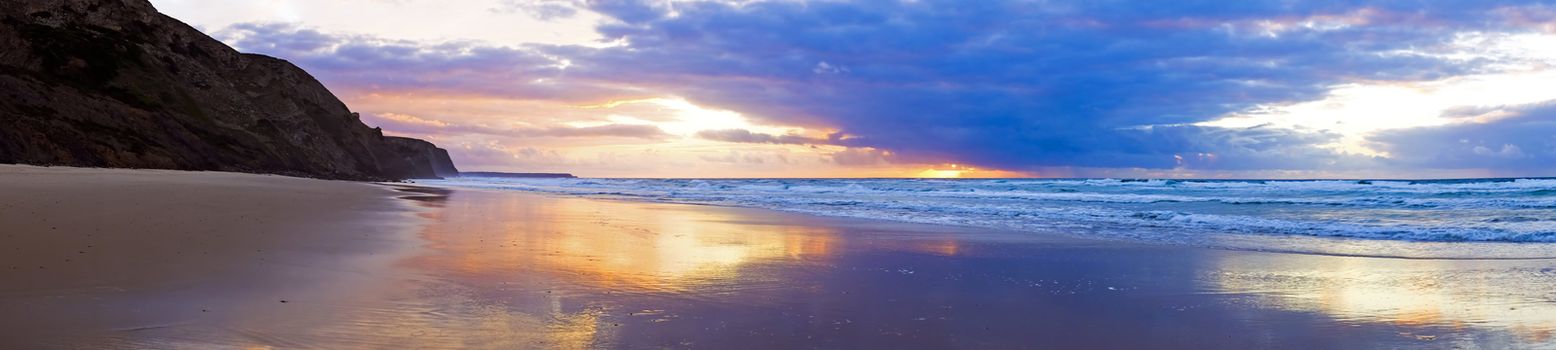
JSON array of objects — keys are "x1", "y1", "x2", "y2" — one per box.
[{"x1": 433, "y1": 177, "x2": 1556, "y2": 245}]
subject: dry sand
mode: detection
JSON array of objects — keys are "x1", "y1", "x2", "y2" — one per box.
[{"x1": 3, "y1": 165, "x2": 1556, "y2": 349}]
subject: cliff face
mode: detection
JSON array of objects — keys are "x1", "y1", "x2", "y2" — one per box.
[
  {"x1": 383, "y1": 136, "x2": 460, "y2": 179},
  {"x1": 0, "y1": 0, "x2": 458, "y2": 180}
]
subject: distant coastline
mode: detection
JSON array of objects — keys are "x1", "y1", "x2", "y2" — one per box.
[{"x1": 459, "y1": 171, "x2": 577, "y2": 179}]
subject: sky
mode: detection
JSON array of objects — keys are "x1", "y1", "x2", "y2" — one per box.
[{"x1": 148, "y1": 0, "x2": 1556, "y2": 178}]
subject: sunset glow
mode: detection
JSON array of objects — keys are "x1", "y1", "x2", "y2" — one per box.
[
  {"x1": 11, "y1": 1, "x2": 1556, "y2": 348},
  {"x1": 149, "y1": 0, "x2": 1556, "y2": 178}
]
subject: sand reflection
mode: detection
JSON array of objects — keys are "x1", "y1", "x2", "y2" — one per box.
[
  {"x1": 264, "y1": 191, "x2": 853, "y2": 348},
  {"x1": 418, "y1": 191, "x2": 841, "y2": 291},
  {"x1": 105, "y1": 187, "x2": 1556, "y2": 349},
  {"x1": 1207, "y1": 254, "x2": 1556, "y2": 345}
]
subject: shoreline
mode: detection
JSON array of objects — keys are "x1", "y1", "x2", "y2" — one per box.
[
  {"x1": 385, "y1": 187, "x2": 1556, "y2": 348},
  {"x1": 426, "y1": 183, "x2": 1556, "y2": 261}
]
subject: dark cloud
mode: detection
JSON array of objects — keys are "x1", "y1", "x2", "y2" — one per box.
[
  {"x1": 563, "y1": 0, "x2": 1556, "y2": 171},
  {"x1": 557, "y1": 0, "x2": 1556, "y2": 171},
  {"x1": 213, "y1": 23, "x2": 631, "y2": 101},
  {"x1": 214, "y1": 1, "x2": 1556, "y2": 173},
  {"x1": 362, "y1": 113, "x2": 670, "y2": 139},
  {"x1": 1371, "y1": 102, "x2": 1556, "y2": 173}
]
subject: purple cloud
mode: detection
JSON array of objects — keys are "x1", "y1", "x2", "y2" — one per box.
[
  {"x1": 210, "y1": 0, "x2": 1556, "y2": 174},
  {"x1": 695, "y1": 129, "x2": 835, "y2": 146},
  {"x1": 362, "y1": 113, "x2": 670, "y2": 139}
]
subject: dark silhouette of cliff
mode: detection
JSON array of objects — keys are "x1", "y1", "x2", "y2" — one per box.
[{"x1": 0, "y1": 0, "x2": 458, "y2": 180}]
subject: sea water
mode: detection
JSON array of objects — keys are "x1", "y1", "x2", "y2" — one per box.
[{"x1": 428, "y1": 177, "x2": 1556, "y2": 258}]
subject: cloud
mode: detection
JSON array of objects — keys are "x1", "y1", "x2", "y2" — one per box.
[
  {"x1": 534, "y1": 123, "x2": 670, "y2": 138},
  {"x1": 440, "y1": 140, "x2": 583, "y2": 172},
  {"x1": 698, "y1": 150, "x2": 789, "y2": 164},
  {"x1": 212, "y1": 23, "x2": 633, "y2": 101},
  {"x1": 492, "y1": 0, "x2": 585, "y2": 20},
  {"x1": 559, "y1": 0, "x2": 1556, "y2": 172},
  {"x1": 694, "y1": 129, "x2": 833, "y2": 145},
  {"x1": 204, "y1": 1, "x2": 1556, "y2": 175},
  {"x1": 1370, "y1": 101, "x2": 1556, "y2": 172},
  {"x1": 363, "y1": 113, "x2": 670, "y2": 139},
  {"x1": 830, "y1": 148, "x2": 896, "y2": 166}
]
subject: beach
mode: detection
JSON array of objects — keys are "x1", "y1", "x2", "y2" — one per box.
[
  {"x1": 3, "y1": 166, "x2": 1556, "y2": 349},
  {"x1": 0, "y1": 165, "x2": 424, "y2": 348}
]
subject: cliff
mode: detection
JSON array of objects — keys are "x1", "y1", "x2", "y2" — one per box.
[
  {"x1": 0, "y1": 0, "x2": 458, "y2": 180},
  {"x1": 383, "y1": 136, "x2": 460, "y2": 179}
]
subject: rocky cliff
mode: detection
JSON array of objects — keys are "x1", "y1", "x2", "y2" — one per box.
[
  {"x1": 0, "y1": 0, "x2": 458, "y2": 180},
  {"x1": 383, "y1": 136, "x2": 460, "y2": 179}
]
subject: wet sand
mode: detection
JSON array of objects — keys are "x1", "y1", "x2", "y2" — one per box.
[
  {"x1": 0, "y1": 165, "x2": 425, "y2": 348},
  {"x1": 4, "y1": 167, "x2": 1556, "y2": 349}
]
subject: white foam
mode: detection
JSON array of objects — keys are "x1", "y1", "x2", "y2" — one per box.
[{"x1": 431, "y1": 177, "x2": 1556, "y2": 245}]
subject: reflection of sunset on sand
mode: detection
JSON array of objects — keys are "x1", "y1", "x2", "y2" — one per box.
[
  {"x1": 289, "y1": 189, "x2": 856, "y2": 349},
  {"x1": 415, "y1": 190, "x2": 843, "y2": 291},
  {"x1": 343, "y1": 188, "x2": 1556, "y2": 348},
  {"x1": 1207, "y1": 255, "x2": 1556, "y2": 344},
  {"x1": 8, "y1": 171, "x2": 1555, "y2": 348},
  {"x1": 223, "y1": 189, "x2": 996, "y2": 349}
]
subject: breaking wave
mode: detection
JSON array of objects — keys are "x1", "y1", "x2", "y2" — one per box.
[{"x1": 428, "y1": 177, "x2": 1556, "y2": 258}]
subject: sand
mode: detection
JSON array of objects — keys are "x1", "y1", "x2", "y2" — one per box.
[
  {"x1": 0, "y1": 165, "x2": 425, "y2": 348},
  {"x1": 3, "y1": 165, "x2": 1556, "y2": 349}
]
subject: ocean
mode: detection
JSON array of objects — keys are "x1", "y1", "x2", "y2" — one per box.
[{"x1": 427, "y1": 177, "x2": 1556, "y2": 259}]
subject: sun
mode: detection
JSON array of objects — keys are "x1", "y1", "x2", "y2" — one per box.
[
  {"x1": 911, "y1": 164, "x2": 1035, "y2": 178},
  {"x1": 916, "y1": 164, "x2": 970, "y2": 178},
  {"x1": 917, "y1": 169, "x2": 964, "y2": 178}
]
